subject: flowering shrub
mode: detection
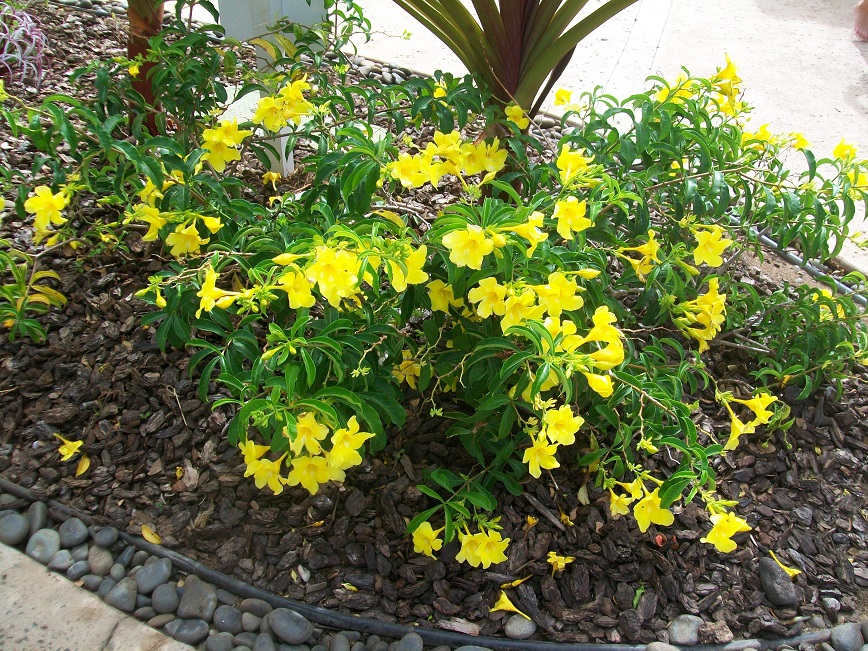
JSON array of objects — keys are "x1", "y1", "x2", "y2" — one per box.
[{"x1": 2, "y1": 2, "x2": 867, "y2": 568}]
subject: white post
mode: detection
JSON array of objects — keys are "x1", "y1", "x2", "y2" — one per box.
[{"x1": 218, "y1": 0, "x2": 328, "y2": 176}]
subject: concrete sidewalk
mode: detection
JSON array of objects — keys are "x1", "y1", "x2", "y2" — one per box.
[{"x1": 0, "y1": 543, "x2": 192, "y2": 651}]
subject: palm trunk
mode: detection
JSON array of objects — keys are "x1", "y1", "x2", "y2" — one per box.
[{"x1": 127, "y1": 0, "x2": 164, "y2": 134}]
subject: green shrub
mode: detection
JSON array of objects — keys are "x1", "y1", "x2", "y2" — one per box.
[{"x1": 2, "y1": 3, "x2": 866, "y2": 564}]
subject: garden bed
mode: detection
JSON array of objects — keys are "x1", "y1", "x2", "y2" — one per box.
[{"x1": 2, "y1": 1, "x2": 868, "y2": 647}]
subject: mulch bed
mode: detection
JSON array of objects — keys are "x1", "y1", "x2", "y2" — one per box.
[{"x1": 2, "y1": 2, "x2": 868, "y2": 645}]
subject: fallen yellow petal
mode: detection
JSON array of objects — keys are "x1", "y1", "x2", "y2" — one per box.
[
  {"x1": 490, "y1": 591, "x2": 531, "y2": 620},
  {"x1": 75, "y1": 455, "x2": 91, "y2": 477},
  {"x1": 142, "y1": 524, "x2": 162, "y2": 545},
  {"x1": 500, "y1": 575, "x2": 532, "y2": 589},
  {"x1": 769, "y1": 550, "x2": 801, "y2": 578}
]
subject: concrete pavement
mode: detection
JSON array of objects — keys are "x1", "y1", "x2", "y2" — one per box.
[{"x1": 0, "y1": 543, "x2": 193, "y2": 651}]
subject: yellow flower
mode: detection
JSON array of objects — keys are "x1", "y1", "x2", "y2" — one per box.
[
  {"x1": 166, "y1": 223, "x2": 208, "y2": 258},
  {"x1": 583, "y1": 371, "x2": 613, "y2": 398},
  {"x1": 505, "y1": 104, "x2": 529, "y2": 130},
  {"x1": 700, "y1": 511, "x2": 751, "y2": 553},
  {"x1": 500, "y1": 289, "x2": 544, "y2": 332},
  {"x1": 306, "y1": 246, "x2": 361, "y2": 307},
  {"x1": 54, "y1": 434, "x2": 82, "y2": 461},
  {"x1": 412, "y1": 522, "x2": 444, "y2": 558},
  {"x1": 201, "y1": 120, "x2": 252, "y2": 172},
  {"x1": 711, "y1": 53, "x2": 741, "y2": 99},
  {"x1": 128, "y1": 63, "x2": 140, "y2": 77},
  {"x1": 24, "y1": 186, "x2": 69, "y2": 237},
  {"x1": 244, "y1": 453, "x2": 287, "y2": 495},
  {"x1": 482, "y1": 138, "x2": 508, "y2": 173},
  {"x1": 456, "y1": 530, "x2": 509, "y2": 568},
  {"x1": 553, "y1": 196, "x2": 592, "y2": 240},
  {"x1": 618, "y1": 230, "x2": 661, "y2": 280},
  {"x1": 542, "y1": 404, "x2": 584, "y2": 446},
  {"x1": 769, "y1": 550, "x2": 801, "y2": 578},
  {"x1": 290, "y1": 412, "x2": 329, "y2": 456},
  {"x1": 388, "y1": 245, "x2": 429, "y2": 292},
  {"x1": 789, "y1": 133, "x2": 810, "y2": 150},
  {"x1": 252, "y1": 95, "x2": 288, "y2": 132},
  {"x1": 196, "y1": 265, "x2": 238, "y2": 317},
  {"x1": 393, "y1": 350, "x2": 421, "y2": 389},
  {"x1": 442, "y1": 225, "x2": 494, "y2": 270},
  {"x1": 276, "y1": 270, "x2": 316, "y2": 309},
  {"x1": 523, "y1": 433, "x2": 560, "y2": 478},
  {"x1": 327, "y1": 416, "x2": 375, "y2": 470},
  {"x1": 468, "y1": 276, "x2": 507, "y2": 318},
  {"x1": 285, "y1": 455, "x2": 345, "y2": 495},
  {"x1": 731, "y1": 391, "x2": 777, "y2": 425},
  {"x1": 239, "y1": 439, "x2": 270, "y2": 465},
  {"x1": 276, "y1": 77, "x2": 314, "y2": 125},
  {"x1": 554, "y1": 88, "x2": 572, "y2": 107},
  {"x1": 546, "y1": 551, "x2": 575, "y2": 575},
  {"x1": 633, "y1": 488, "x2": 674, "y2": 533},
  {"x1": 609, "y1": 490, "x2": 633, "y2": 517},
  {"x1": 833, "y1": 139, "x2": 858, "y2": 161},
  {"x1": 389, "y1": 153, "x2": 429, "y2": 188},
  {"x1": 262, "y1": 171, "x2": 281, "y2": 188},
  {"x1": 427, "y1": 279, "x2": 460, "y2": 312},
  {"x1": 490, "y1": 591, "x2": 530, "y2": 620},
  {"x1": 692, "y1": 225, "x2": 733, "y2": 267},
  {"x1": 556, "y1": 144, "x2": 593, "y2": 185},
  {"x1": 129, "y1": 204, "x2": 166, "y2": 241},
  {"x1": 723, "y1": 402, "x2": 756, "y2": 451},
  {"x1": 535, "y1": 272, "x2": 584, "y2": 318},
  {"x1": 503, "y1": 210, "x2": 548, "y2": 257}
]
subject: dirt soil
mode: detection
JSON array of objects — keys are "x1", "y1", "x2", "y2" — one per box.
[{"x1": 2, "y1": 2, "x2": 868, "y2": 645}]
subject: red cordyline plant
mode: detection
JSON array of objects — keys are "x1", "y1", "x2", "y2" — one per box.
[
  {"x1": 390, "y1": 0, "x2": 639, "y2": 117},
  {"x1": 0, "y1": 5, "x2": 48, "y2": 88}
]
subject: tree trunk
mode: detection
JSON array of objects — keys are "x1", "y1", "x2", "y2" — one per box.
[{"x1": 127, "y1": 0, "x2": 164, "y2": 134}]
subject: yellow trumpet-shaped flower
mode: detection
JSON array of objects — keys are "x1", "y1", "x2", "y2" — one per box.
[
  {"x1": 523, "y1": 433, "x2": 560, "y2": 478},
  {"x1": 692, "y1": 224, "x2": 733, "y2": 267},
  {"x1": 166, "y1": 223, "x2": 208, "y2": 258},
  {"x1": 290, "y1": 412, "x2": 329, "y2": 456},
  {"x1": 556, "y1": 144, "x2": 593, "y2": 186},
  {"x1": 553, "y1": 196, "x2": 592, "y2": 240},
  {"x1": 412, "y1": 521, "x2": 444, "y2": 558},
  {"x1": 730, "y1": 391, "x2": 777, "y2": 425},
  {"x1": 633, "y1": 488, "x2": 674, "y2": 533},
  {"x1": 54, "y1": 434, "x2": 83, "y2": 461},
  {"x1": 609, "y1": 490, "x2": 633, "y2": 517},
  {"x1": 542, "y1": 404, "x2": 584, "y2": 446},
  {"x1": 239, "y1": 439, "x2": 270, "y2": 466},
  {"x1": 490, "y1": 591, "x2": 530, "y2": 620},
  {"x1": 700, "y1": 511, "x2": 751, "y2": 553},
  {"x1": 426, "y1": 279, "x2": 461, "y2": 312},
  {"x1": 468, "y1": 276, "x2": 507, "y2": 318},
  {"x1": 285, "y1": 455, "x2": 345, "y2": 495},
  {"x1": 327, "y1": 416, "x2": 375, "y2": 471},
  {"x1": 244, "y1": 452, "x2": 287, "y2": 495},
  {"x1": 546, "y1": 551, "x2": 575, "y2": 575},
  {"x1": 535, "y1": 272, "x2": 584, "y2": 318},
  {"x1": 442, "y1": 225, "x2": 494, "y2": 270},
  {"x1": 501, "y1": 290, "x2": 545, "y2": 332},
  {"x1": 554, "y1": 88, "x2": 572, "y2": 107},
  {"x1": 505, "y1": 104, "x2": 529, "y2": 130},
  {"x1": 456, "y1": 530, "x2": 509, "y2": 569}
]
